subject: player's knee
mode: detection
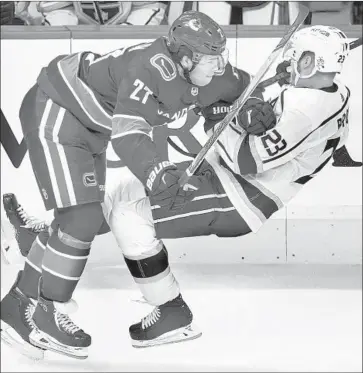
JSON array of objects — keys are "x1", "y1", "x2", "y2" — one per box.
[
  {"x1": 124, "y1": 242, "x2": 169, "y2": 280},
  {"x1": 57, "y1": 202, "x2": 105, "y2": 242},
  {"x1": 124, "y1": 243, "x2": 180, "y2": 305}
]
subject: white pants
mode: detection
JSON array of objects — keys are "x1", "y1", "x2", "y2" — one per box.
[
  {"x1": 102, "y1": 167, "x2": 159, "y2": 257},
  {"x1": 102, "y1": 167, "x2": 179, "y2": 305}
]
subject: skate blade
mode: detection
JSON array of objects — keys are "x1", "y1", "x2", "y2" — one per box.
[
  {"x1": 29, "y1": 328, "x2": 88, "y2": 360},
  {"x1": 1, "y1": 320, "x2": 44, "y2": 360},
  {"x1": 131, "y1": 323, "x2": 202, "y2": 348}
]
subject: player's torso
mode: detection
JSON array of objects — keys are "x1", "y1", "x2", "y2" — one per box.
[
  {"x1": 38, "y1": 37, "x2": 241, "y2": 135},
  {"x1": 251, "y1": 81, "x2": 350, "y2": 202},
  {"x1": 152, "y1": 81, "x2": 351, "y2": 238}
]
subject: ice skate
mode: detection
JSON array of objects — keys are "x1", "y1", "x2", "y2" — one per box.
[
  {"x1": 29, "y1": 286, "x2": 91, "y2": 360},
  {"x1": 129, "y1": 294, "x2": 202, "y2": 348},
  {"x1": 3, "y1": 193, "x2": 48, "y2": 257},
  {"x1": 0, "y1": 271, "x2": 44, "y2": 360}
]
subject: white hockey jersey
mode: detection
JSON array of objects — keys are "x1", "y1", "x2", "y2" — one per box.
[{"x1": 209, "y1": 80, "x2": 350, "y2": 232}]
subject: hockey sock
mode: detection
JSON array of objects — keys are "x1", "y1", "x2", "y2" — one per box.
[
  {"x1": 18, "y1": 229, "x2": 50, "y2": 300},
  {"x1": 41, "y1": 202, "x2": 104, "y2": 302},
  {"x1": 124, "y1": 243, "x2": 180, "y2": 306},
  {"x1": 40, "y1": 229, "x2": 91, "y2": 302}
]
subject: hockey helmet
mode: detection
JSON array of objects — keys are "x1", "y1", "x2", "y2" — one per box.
[
  {"x1": 167, "y1": 10, "x2": 228, "y2": 75},
  {"x1": 283, "y1": 25, "x2": 350, "y2": 84}
]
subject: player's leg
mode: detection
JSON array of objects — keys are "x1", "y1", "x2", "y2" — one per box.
[
  {"x1": 26, "y1": 111, "x2": 106, "y2": 359},
  {"x1": 1, "y1": 85, "x2": 55, "y2": 359},
  {"x1": 29, "y1": 202, "x2": 104, "y2": 359},
  {"x1": 1, "y1": 86, "x2": 106, "y2": 359},
  {"x1": 107, "y1": 188, "x2": 201, "y2": 348}
]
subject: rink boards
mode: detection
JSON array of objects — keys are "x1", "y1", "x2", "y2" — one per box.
[{"x1": 0, "y1": 26, "x2": 362, "y2": 264}]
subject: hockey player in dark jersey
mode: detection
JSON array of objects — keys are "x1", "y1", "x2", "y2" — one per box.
[
  {"x1": 0, "y1": 10, "x2": 273, "y2": 360},
  {"x1": 2, "y1": 22, "x2": 352, "y2": 353}
]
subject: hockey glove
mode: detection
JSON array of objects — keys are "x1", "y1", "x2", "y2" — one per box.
[
  {"x1": 276, "y1": 60, "x2": 291, "y2": 86},
  {"x1": 236, "y1": 97, "x2": 276, "y2": 136},
  {"x1": 145, "y1": 161, "x2": 202, "y2": 210},
  {"x1": 200, "y1": 88, "x2": 265, "y2": 132}
]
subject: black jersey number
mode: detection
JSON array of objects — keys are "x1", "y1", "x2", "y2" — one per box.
[
  {"x1": 337, "y1": 108, "x2": 349, "y2": 129},
  {"x1": 260, "y1": 129, "x2": 288, "y2": 156}
]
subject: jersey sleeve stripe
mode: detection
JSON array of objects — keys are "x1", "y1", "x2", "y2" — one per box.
[
  {"x1": 57, "y1": 55, "x2": 113, "y2": 131},
  {"x1": 220, "y1": 158, "x2": 280, "y2": 220},
  {"x1": 236, "y1": 136, "x2": 259, "y2": 174},
  {"x1": 228, "y1": 123, "x2": 242, "y2": 135},
  {"x1": 217, "y1": 139, "x2": 233, "y2": 163},
  {"x1": 111, "y1": 115, "x2": 151, "y2": 138},
  {"x1": 243, "y1": 174, "x2": 284, "y2": 209},
  {"x1": 111, "y1": 130, "x2": 151, "y2": 139},
  {"x1": 263, "y1": 88, "x2": 350, "y2": 164},
  {"x1": 152, "y1": 195, "x2": 233, "y2": 221},
  {"x1": 113, "y1": 113, "x2": 149, "y2": 122}
]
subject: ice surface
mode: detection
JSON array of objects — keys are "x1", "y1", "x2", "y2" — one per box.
[{"x1": 1, "y1": 258, "x2": 362, "y2": 372}]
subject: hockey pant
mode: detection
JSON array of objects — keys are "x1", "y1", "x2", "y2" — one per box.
[{"x1": 103, "y1": 166, "x2": 180, "y2": 306}]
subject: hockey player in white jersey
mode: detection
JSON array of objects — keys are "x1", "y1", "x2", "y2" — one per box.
[
  {"x1": 102, "y1": 25, "x2": 352, "y2": 348},
  {"x1": 1, "y1": 25, "x2": 352, "y2": 353}
]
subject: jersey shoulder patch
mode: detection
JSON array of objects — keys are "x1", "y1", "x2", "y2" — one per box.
[{"x1": 150, "y1": 53, "x2": 177, "y2": 82}]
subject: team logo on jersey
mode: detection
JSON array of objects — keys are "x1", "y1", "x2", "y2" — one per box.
[
  {"x1": 83, "y1": 172, "x2": 97, "y2": 187},
  {"x1": 150, "y1": 54, "x2": 177, "y2": 81},
  {"x1": 191, "y1": 87, "x2": 198, "y2": 96}
]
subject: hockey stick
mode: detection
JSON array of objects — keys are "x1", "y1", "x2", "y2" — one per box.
[
  {"x1": 179, "y1": 5, "x2": 310, "y2": 187},
  {"x1": 258, "y1": 37, "x2": 363, "y2": 89}
]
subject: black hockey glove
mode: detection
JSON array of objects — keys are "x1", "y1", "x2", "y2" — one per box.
[
  {"x1": 276, "y1": 60, "x2": 292, "y2": 86},
  {"x1": 236, "y1": 97, "x2": 277, "y2": 136},
  {"x1": 145, "y1": 161, "x2": 202, "y2": 210}
]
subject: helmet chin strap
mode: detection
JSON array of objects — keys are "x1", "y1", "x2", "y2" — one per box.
[{"x1": 179, "y1": 61, "x2": 198, "y2": 85}]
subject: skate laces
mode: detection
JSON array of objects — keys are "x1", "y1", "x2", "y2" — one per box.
[
  {"x1": 56, "y1": 312, "x2": 81, "y2": 334},
  {"x1": 16, "y1": 206, "x2": 47, "y2": 232},
  {"x1": 24, "y1": 303, "x2": 37, "y2": 330},
  {"x1": 141, "y1": 307, "x2": 161, "y2": 329}
]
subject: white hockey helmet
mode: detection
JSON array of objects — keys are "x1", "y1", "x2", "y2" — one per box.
[{"x1": 283, "y1": 25, "x2": 350, "y2": 84}]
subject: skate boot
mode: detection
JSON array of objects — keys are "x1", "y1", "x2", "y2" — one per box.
[
  {"x1": 1, "y1": 271, "x2": 44, "y2": 359},
  {"x1": 3, "y1": 193, "x2": 48, "y2": 257},
  {"x1": 129, "y1": 294, "x2": 202, "y2": 348},
  {"x1": 29, "y1": 288, "x2": 91, "y2": 360}
]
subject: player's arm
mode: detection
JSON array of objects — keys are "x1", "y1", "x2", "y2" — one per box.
[
  {"x1": 111, "y1": 68, "x2": 201, "y2": 207},
  {"x1": 203, "y1": 92, "x2": 313, "y2": 175},
  {"x1": 201, "y1": 63, "x2": 264, "y2": 132},
  {"x1": 235, "y1": 107, "x2": 313, "y2": 175},
  {"x1": 111, "y1": 67, "x2": 162, "y2": 183}
]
